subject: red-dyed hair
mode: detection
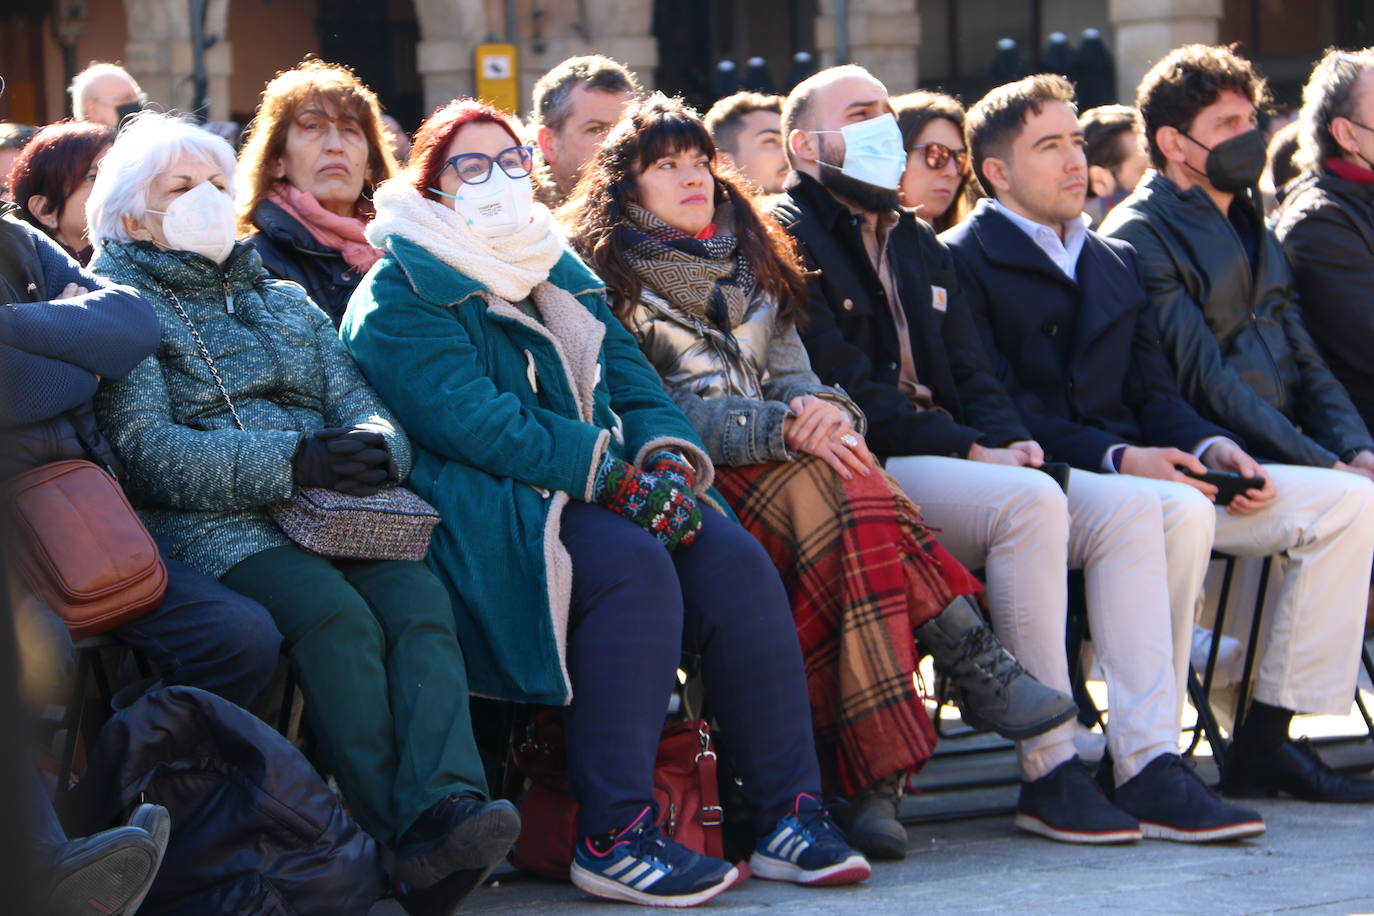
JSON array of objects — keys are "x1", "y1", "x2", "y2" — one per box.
[
  {"x1": 408, "y1": 99, "x2": 523, "y2": 201},
  {"x1": 8, "y1": 120, "x2": 114, "y2": 234}
]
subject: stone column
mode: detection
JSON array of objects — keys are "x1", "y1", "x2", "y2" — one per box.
[
  {"x1": 1109, "y1": 0, "x2": 1221, "y2": 103},
  {"x1": 123, "y1": 0, "x2": 233, "y2": 121},
  {"x1": 413, "y1": 0, "x2": 491, "y2": 115},
  {"x1": 813, "y1": 0, "x2": 920, "y2": 94}
]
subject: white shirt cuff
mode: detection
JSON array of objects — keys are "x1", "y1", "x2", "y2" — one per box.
[{"x1": 1101, "y1": 444, "x2": 1128, "y2": 473}]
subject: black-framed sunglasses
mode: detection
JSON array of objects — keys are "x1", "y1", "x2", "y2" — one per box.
[
  {"x1": 910, "y1": 141, "x2": 970, "y2": 174},
  {"x1": 443, "y1": 145, "x2": 535, "y2": 185}
]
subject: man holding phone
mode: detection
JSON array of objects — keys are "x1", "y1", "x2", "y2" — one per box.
[{"x1": 947, "y1": 72, "x2": 1374, "y2": 805}]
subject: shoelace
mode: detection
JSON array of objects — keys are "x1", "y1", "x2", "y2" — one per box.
[
  {"x1": 960, "y1": 627, "x2": 1027, "y2": 690},
  {"x1": 620, "y1": 823, "x2": 694, "y2": 872},
  {"x1": 792, "y1": 802, "x2": 852, "y2": 850}
]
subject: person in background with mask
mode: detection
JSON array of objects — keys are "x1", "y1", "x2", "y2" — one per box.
[
  {"x1": 86, "y1": 112, "x2": 520, "y2": 916},
  {"x1": 7, "y1": 120, "x2": 114, "y2": 264},
  {"x1": 1102, "y1": 45, "x2": 1374, "y2": 803},
  {"x1": 703, "y1": 91, "x2": 789, "y2": 195},
  {"x1": 69, "y1": 62, "x2": 146, "y2": 127},
  {"x1": 237, "y1": 58, "x2": 397, "y2": 327},
  {"x1": 342, "y1": 98, "x2": 872, "y2": 907},
  {"x1": 1079, "y1": 104, "x2": 1150, "y2": 225}
]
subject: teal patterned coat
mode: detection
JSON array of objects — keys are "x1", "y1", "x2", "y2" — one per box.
[
  {"x1": 92, "y1": 241, "x2": 411, "y2": 578},
  {"x1": 341, "y1": 237, "x2": 718, "y2": 706}
]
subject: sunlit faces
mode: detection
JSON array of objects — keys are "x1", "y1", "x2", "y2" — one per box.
[
  {"x1": 122, "y1": 153, "x2": 230, "y2": 248},
  {"x1": 722, "y1": 109, "x2": 788, "y2": 195},
  {"x1": 270, "y1": 102, "x2": 371, "y2": 217},
  {"x1": 539, "y1": 83, "x2": 634, "y2": 196},
  {"x1": 636, "y1": 147, "x2": 715, "y2": 237},
  {"x1": 82, "y1": 73, "x2": 141, "y2": 127},
  {"x1": 435, "y1": 121, "x2": 524, "y2": 205},
  {"x1": 899, "y1": 116, "x2": 967, "y2": 218},
  {"x1": 983, "y1": 99, "x2": 1087, "y2": 227},
  {"x1": 1330, "y1": 69, "x2": 1374, "y2": 167},
  {"x1": 50, "y1": 148, "x2": 109, "y2": 251},
  {"x1": 1162, "y1": 89, "x2": 1259, "y2": 187}
]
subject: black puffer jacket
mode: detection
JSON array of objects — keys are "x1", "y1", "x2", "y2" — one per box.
[
  {"x1": 244, "y1": 200, "x2": 359, "y2": 327},
  {"x1": 1101, "y1": 171, "x2": 1374, "y2": 466},
  {"x1": 1273, "y1": 170, "x2": 1374, "y2": 434},
  {"x1": 0, "y1": 213, "x2": 156, "y2": 481}
]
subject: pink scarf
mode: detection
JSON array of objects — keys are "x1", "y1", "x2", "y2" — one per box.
[{"x1": 265, "y1": 181, "x2": 383, "y2": 275}]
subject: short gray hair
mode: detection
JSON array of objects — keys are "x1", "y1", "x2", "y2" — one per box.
[
  {"x1": 87, "y1": 111, "x2": 237, "y2": 247},
  {"x1": 530, "y1": 55, "x2": 639, "y2": 132},
  {"x1": 69, "y1": 62, "x2": 145, "y2": 119},
  {"x1": 1298, "y1": 46, "x2": 1374, "y2": 173}
]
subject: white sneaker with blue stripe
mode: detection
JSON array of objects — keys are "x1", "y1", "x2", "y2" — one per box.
[
  {"x1": 570, "y1": 807, "x2": 738, "y2": 907},
  {"x1": 749, "y1": 794, "x2": 872, "y2": 886}
]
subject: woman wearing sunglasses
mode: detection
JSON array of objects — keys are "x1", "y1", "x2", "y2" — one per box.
[
  {"x1": 892, "y1": 91, "x2": 974, "y2": 231},
  {"x1": 341, "y1": 99, "x2": 870, "y2": 908}
]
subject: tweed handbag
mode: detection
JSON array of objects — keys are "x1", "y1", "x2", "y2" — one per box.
[{"x1": 161, "y1": 283, "x2": 439, "y2": 561}]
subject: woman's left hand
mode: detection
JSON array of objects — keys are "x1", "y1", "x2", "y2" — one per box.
[{"x1": 785, "y1": 396, "x2": 878, "y2": 480}]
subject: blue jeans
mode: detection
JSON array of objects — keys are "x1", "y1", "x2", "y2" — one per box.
[
  {"x1": 560, "y1": 503, "x2": 821, "y2": 838},
  {"x1": 112, "y1": 537, "x2": 281, "y2": 708}
]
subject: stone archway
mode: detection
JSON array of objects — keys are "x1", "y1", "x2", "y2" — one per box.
[{"x1": 122, "y1": 0, "x2": 233, "y2": 120}]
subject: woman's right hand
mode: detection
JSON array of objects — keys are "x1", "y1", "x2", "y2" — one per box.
[
  {"x1": 592, "y1": 454, "x2": 702, "y2": 551},
  {"x1": 293, "y1": 427, "x2": 393, "y2": 495},
  {"x1": 784, "y1": 396, "x2": 877, "y2": 481}
]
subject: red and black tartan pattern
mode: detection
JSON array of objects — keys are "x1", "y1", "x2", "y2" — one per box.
[{"x1": 715, "y1": 455, "x2": 981, "y2": 795}]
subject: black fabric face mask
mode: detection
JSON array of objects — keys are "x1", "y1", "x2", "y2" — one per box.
[
  {"x1": 1184, "y1": 128, "x2": 1266, "y2": 193},
  {"x1": 115, "y1": 100, "x2": 147, "y2": 126}
]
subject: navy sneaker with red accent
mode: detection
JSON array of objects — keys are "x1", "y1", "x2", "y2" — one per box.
[
  {"x1": 749, "y1": 794, "x2": 871, "y2": 886},
  {"x1": 570, "y1": 807, "x2": 737, "y2": 907}
]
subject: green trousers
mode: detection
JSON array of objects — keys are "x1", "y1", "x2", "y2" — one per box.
[{"x1": 222, "y1": 545, "x2": 486, "y2": 846}]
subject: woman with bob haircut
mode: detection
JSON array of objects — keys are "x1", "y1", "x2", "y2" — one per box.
[
  {"x1": 341, "y1": 97, "x2": 870, "y2": 908},
  {"x1": 562, "y1": 94, "x2": 1073, "y2": 862},
  {"x1": 87, "y1": 111, "x2": 519, "y2": 916},
  {"x1": 8, "y1": 120, "x2": 115, "y2": 264},
  {"x1": 891, "y1": 90, "x2": 975, "y2": 231},
  {"x1": 236, "y1": 58, "x2": 396, "y2": 326}
]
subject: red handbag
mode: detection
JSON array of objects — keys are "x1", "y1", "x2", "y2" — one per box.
[{"x1": 509, "y1": 710, "x2": 725, "y2": 880}]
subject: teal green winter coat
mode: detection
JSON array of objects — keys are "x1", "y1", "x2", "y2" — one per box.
[
  {"x1": 92, "y1": 241, "x2": 412, "y2": 578},
  {"x1": 341, "y1": 236, "x2": 721, "y2": 705}
]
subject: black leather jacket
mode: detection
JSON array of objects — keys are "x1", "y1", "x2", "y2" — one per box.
[
  {"x1": 1273, "y1": 170, "x2": 1374, "y2": 435},
  {"x1": 1100, "y1": 171, "x2": 1374, "y2": 466},
  {"x1": 244, "y1": 200, "x2": 360, "y2": 328}
]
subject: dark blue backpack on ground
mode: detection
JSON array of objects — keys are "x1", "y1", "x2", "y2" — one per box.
[{"x1": 76, "y1": 685, "x2": 385, "y2": 915}]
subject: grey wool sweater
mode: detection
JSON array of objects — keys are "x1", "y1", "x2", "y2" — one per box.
[{"x1": 92, "y1": 240, "x2": 412, "y2": 578}]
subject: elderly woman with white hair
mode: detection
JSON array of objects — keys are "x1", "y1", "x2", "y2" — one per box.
[{"x1": 86, "y1": 112, "x2": 518, "y2": 916}]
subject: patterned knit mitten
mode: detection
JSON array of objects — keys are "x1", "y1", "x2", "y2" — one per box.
[
  {"x1": 592, "y1": 452, "x2": 702, "y2": 551},
  {"x1": 644, "y1": 449, "x2": 696, "y2": 493}
]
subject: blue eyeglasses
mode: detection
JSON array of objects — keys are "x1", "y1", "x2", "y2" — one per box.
[{"x1": 443, "y1": 145, "x2": 535, "y2": 185}]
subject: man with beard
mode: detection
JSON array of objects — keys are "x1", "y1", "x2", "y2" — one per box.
[
  {"x1": 529, "y1": 55, "x2": 639, "y2": 208},
  {"x1": 772, "y1": 64, "x2": 1263, "y2": 850}
]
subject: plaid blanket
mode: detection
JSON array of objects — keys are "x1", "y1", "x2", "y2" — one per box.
[{"x1": 715, "y1": 456, "x2": 981, "y2": 795}]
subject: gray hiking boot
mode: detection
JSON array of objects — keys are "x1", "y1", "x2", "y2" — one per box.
[
  {"x1": 839, "y1": 774, "x2": 908, "y2": 861},
  {"x1": 916, "y1": 596, "x2": 1078, "y2": 740}
]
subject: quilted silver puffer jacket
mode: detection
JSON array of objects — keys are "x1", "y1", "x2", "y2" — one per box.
[{"x1": 626, "y1": 287, "x2": 862, "y2": 466}]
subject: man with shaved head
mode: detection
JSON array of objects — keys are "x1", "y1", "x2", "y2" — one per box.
[{"x1": 773, "y1": 66, "x2": 1261, "y2": 851}]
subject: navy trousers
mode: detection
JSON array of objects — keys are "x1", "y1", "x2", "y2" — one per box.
[{"x1": 560, "y1": 502, "x2": 820, "y2": 838}]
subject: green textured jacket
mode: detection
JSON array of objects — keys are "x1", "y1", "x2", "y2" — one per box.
[
  {"x1": 340, "y1": 236, "x2": 717, "y2": 705},
  {"x1": 92, "y1": 241, "x2": 412, "y2": 577}
]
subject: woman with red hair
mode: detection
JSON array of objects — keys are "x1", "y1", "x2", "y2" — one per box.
[
  {"x1": 342, "y1": 99, "x2": 869, "y2": 908},
  {"x1": 7, "y1": 120, "x2": 114, "y2": 264}
]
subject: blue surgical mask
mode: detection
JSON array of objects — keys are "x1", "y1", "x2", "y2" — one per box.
[{"x1": 810, "y1": 113, "x2": 907, "y2": 190}]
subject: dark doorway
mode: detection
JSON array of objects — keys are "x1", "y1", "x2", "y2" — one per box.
[
  {"x1": 316, "y1": 0, "x2": 423, "y2": 132},
  {"x1": 653, "y1": 0, "x2": 819, "y2": 110}
]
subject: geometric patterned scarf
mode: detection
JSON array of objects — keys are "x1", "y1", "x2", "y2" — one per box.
[{"x1": 617, "y1": 201, "x2": 757, "y2": 330}]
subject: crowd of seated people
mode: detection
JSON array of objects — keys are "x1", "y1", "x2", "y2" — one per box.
[{"x1": 5, "y1": 40, "x2": 1374, "y2": 915}]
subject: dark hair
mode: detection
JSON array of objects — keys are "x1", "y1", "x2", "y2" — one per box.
[
  {"x1": 8, "y1": 120, "x2": 114, "y2": 235},
  {"x1": 1135, "y1": 43, "x2": 1271, "y2": 169},
  {"x1": 891, "y1": 90, "x2": 970, "y2": 230},
  {"x1": 965, "y1": 73, "x2": 1078, "y2": 197},
  {"x1": 1266, "y1": 119, "x2": 1302, "y2": 189},
  {"x1": 1298, "y1": 46, "x2": 1374, "y2": 172},
  {"x1": 407, "y1": 98, "x2": 523, "y2": 202},
  {"x1": 703, "y1": 91, "x2": 783, "y2": 155},
  {"x1": 562, "y1": 93, "x2": 808, "y2": 324},
  {"x1": 1079, "y1": 104, "x2": 1144, "y2": 198},
  {"x1": 530, "y1": 55, "x2": 640, "y2": 133}
]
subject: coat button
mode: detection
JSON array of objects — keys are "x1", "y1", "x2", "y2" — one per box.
[
  {"x1": 842, "y1": 298, "x2": 855, "y2": 311},
  {"x1": 889, "y1": 361, "x2": 898, "y2": 371},
  {"x1": 737, "y1": 415, "x2": 748, "y2": 426},
  {"x1": 1042, "y1": 321, "x2": 1058, "y2": 337}
]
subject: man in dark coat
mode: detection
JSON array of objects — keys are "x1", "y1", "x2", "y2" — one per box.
[
  {"x1": 952, "y1": 71, "x2": 1374, "y2": 808},
  {"x1": 775, "y1": 63, "x2": 1258, "y2": 847},
  {"x1": 1273, "y1": 47, "x2": 1374, "y2": 434}
]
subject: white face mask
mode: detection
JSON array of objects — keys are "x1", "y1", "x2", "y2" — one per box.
[
  {"x1": 146, "y1": 180, "x2": 237, "y2": 265},
  {"x1": 811, "y1": 113, "x2": 907, "y2": 190},
  {"x1": 431, "y1": 170, "x2": 534, "y2": 238}
]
